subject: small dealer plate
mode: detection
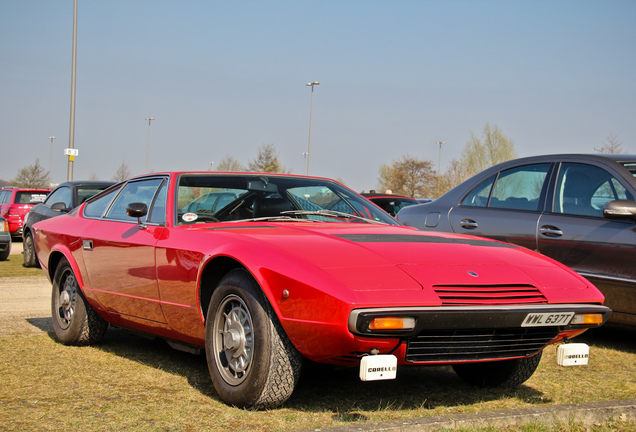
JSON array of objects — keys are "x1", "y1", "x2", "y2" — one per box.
[
  {"x1": 521, "y1": 311, "x2": 574, "y2": 327},
  {"x1": 359, "y1": 355, "x2": 397, "y2": 381}
]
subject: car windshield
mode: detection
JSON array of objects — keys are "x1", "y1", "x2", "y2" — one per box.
[{"x1": 176, "y1": 174, "x2": 398, "y2": 225}]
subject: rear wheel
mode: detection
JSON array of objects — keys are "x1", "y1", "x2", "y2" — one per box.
[
  {"x1": 23, "y1": 232, "x2": 38, "y2": 267},
  {"x1": 452, "y1": 351, "x2": 542, "y2": 388},
  {"x1": 205, "y1": 269, "x2": 302, "y2": 409},
  {"x1": 51, "y1": 257, "x2": 107, "y2": 345}
]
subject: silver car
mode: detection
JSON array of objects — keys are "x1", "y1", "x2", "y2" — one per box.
[{"x1": 397, "y1": 153, "x2": 636, "y2": 328}]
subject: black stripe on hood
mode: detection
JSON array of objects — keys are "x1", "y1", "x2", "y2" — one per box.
[{"x1": 334, "y1": 234, "x2": 515, "y2": 248}]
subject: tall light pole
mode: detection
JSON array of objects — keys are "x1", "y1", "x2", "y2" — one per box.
[
  {"x1": 145, "y1": 117, "x2": 154, "y2": 173},
  {"x1": 49, "y1": 136, "x2": 55, "y2": 184},
  {"x1": 67, "y1": 0, "x2": 78, "y2": 182},
  {"x1": 305, "y1": 81, "x2": 319, "y2": 175},
  {"x1": 436, "y1": 141, "x2": 445, "y2": 174}
]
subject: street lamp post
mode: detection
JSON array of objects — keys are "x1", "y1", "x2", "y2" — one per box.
[
  {"x1": 145, "y1": 117, "x2": 154, "y2": 173},
  {"x1": 49, "y1": 136, "x2": 55, "y2": 184},
  {"x1": 436, "y1": 141, "x2": 445, "y2": 174},
  {"x1": 67, "y1": 0, "x2": 78, "y2": 182},
  {"x1": 305, "y1": 81, "x2": 319, "y2": 175}
]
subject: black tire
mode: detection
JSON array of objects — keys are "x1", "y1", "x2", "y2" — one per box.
[
  {"x1": 0, "y1": 242, "x2": 9, "y2": 261},
  {"x1": 23, "y1": 232, "x2": 39, "y2": 267},
  {"x1": 51, "y1": 257, "x2": 107, "y2": 346},
  {"x1": 452, "y1": 351, "x2": 543, "y2": 388},
  {"x1": 205, "y1": 269, "x2": 303, "y2": 409}
]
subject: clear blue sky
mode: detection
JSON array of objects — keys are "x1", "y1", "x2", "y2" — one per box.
[{"x1": 2, "y1": 0, "x2": 635, "y2": 192}]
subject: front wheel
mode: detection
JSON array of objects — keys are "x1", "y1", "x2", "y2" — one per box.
[
  {"x1": 51, "y1": 257, "x2": 107, "y2": 345},
  {"x1": 452, "y1": 351, "x2": 543, "y2": 388},
  {"x1": 205, "y1": 269, "x2": 302, "y2": 409},
  {"x1": 23, "y1": 232, "x2": 38, "y2": 267}
]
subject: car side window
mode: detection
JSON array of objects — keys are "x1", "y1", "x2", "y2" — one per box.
[
  {"x1": 489, "y1": 164, "x2": 550, "y2": 210},
  {"x1": 45, "y1": 187, "x2": 72, "y2": 208},
  {"x1": 106, "y1": 178, "x2": 164, "y2": 222},
  {"x1": 147, "y1": 181, "x2": 167, "y2": 224},
  {"x1": 460, "y1": 163, "x2": 550, "y2": 210},
  {"x1": 0, "y1": 191, "x2": 9, "y2": 204},
  {"x1": 84, "y1": 185, "x2": 122, "y2": 218},
  {"x1": 553, "y1": 163, "x2": 634, "y2": 217},
  {"x1": 461, "y1": 176, "x2": 495, "y2": 207}
]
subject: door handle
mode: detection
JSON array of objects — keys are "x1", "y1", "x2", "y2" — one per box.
[
  {"x1": 539, "y1": 225, "x2": 563, "y2": 237},
  {"x1": 460, "y1": 219, "x2": 478, "y2": 229}
]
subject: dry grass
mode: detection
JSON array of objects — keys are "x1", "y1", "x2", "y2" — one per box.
[
  {"x1": 0, "y1": 252, "x2": 43, "y2": 278},
  {"x1": 1, "y1": 255, "x2": 635, "y2": 431},
  {"x1": 0, "y1": 324, "x2": 634, "y2": 432}
]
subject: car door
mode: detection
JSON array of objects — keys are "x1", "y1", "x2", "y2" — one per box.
[
  {"x1": 448, "y1": 163, "x2": 552, "y2": 251},
  {"x1": 537, "y1": 162, "x2": 636, "y2": 318},
  {"x1": 81, "y1": 177, "x2": 168, "y2": 324}
]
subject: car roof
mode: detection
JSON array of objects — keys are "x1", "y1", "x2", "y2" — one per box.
[
  {"x1": 53, "y1": 180, "x2": 116, "y2": 188},
  {"x1": 494, "y1": 153, "x2": 636, "y2": 166}
]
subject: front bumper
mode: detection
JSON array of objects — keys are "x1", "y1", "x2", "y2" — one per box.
[{"x1": 348, "y1": 304, "x2": 611, "y2": 363}]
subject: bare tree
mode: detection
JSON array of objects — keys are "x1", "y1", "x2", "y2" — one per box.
[
  {"x1": 594, "y1": 134, "x2": 625, "y2": 154},
  {"x1": 216, "y1": 155, "x2": 246, "y2": 172},
  {"x1": 248, "y1": 143, "x2": 288, "y2": 173},
  {"x1": 112, "y1": 162, "x2": 132, "y2": 181},
  {"x1": 378, "y1": 154, "x2": 436, "y2": 198},
  {"x1": 12, "y1": 159, "x2": 50, "y2": 188}
]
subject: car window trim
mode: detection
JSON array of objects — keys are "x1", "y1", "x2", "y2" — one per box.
[{"x1": 102, "y1": 176, "x2": 169, "y2": 224}]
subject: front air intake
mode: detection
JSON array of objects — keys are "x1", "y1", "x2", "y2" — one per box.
[{"x1": 433, "y1": 284, "x2": 547, "y2": 305}]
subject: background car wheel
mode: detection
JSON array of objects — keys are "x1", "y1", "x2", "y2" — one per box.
[
  {"x1": 23, "y1": 232, "x2": 39, "y2": 267},
  {"x1": 452, "y1": 351, "x2": 542, "y2": 388},
  {"x1": 51, "y1": 257, "x2": 107, "y2": 346},
  {"x1": 205, "y1": 269, "x2": 302, "y2": 409},
  {"x1": 0, "y1": 247, "x2": 9, "y2": 261}
]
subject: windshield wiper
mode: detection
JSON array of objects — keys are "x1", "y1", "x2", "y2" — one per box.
[{"x1": 281, "y1": 210, "x2": 387, "y2": 224}]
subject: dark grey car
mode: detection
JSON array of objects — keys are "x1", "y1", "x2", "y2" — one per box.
[
  {"x1": 0, "y1": 216, "x2": 11, "y2": 261},
  {"x1": 22, "y1": 180, "x2": 115, "y2": 267},
  {"x1": 397, "y1": 154, "x2": 636, "y2": 328}
]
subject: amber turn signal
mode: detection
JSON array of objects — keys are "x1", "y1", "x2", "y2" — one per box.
[
  {"x1": 369, "y1": 317, "x2": 416, "y2": 331},
  {"x1": 571, "y1": 313, "x2": 604, "y2": 325}
]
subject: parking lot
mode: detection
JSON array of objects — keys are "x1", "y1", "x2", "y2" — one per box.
[
  {"x1": 1, "y1": 241, "x2": 635, "y2": 431},
  {"x1": 0, "y1": 242, "x2": 52, "y2": 336}
]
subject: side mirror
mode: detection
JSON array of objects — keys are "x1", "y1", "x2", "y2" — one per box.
[
  {"x1": 51, "y1": 202, "x2": 71, "y2": 213},
  {"x1": 126, "y1": 202, "x2": 148, "y2": 228},
  {"x1": 603, "y1": 200, "x2": 636, "y2": 222}
]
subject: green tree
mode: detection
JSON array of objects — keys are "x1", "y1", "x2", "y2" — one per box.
[
  {"x1": 112, "y1": 161, "x2": 132, "y2": 181},
  {"x1": 442, "y1": 123, "x2": 517, "y2": 192},
  {"x1": 216, "y1": 154, "x2": 246, "y2": 172},
  {"x1": 12, "y1": 159, "x2": 50, "y2": 188},
  {"x1": 248, "y1": 143, "x2": 288, "y2": 173},
  {"x1": 377, "y1": 154, "x2": 436, "y2": 198}
]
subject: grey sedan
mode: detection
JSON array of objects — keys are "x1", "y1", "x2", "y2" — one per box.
[{"x1": 397, "y1": 153, "x2": 636, "y2": 328}]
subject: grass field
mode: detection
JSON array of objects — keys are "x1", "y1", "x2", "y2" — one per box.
[{"x1": 1, "y1": 250, "x2": 635, "y2": 431}]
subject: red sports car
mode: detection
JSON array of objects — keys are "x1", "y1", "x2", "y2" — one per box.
[{"x1": 33, "y1": 172, "x2": 610, "y2": 409}]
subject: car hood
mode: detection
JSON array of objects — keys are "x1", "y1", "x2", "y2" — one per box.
[{"x1": 201, "y1": 222, "x2": 598, "y2": 304}]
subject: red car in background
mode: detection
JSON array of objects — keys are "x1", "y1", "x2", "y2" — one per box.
[
  {"x1": 33, "y1": 172, "x2": 610, "y2": 409},
  {"x1": 0, "y1": 187, "x2": 50, "y2": 237}
]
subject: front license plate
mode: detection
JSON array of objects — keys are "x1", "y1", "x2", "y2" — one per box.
[
  {"x1": 359, "y1": 355, "x2": 397, "y2": 381},
  {"x1": 521, "y1": 312, "x2": 574, "y2": 327}
]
